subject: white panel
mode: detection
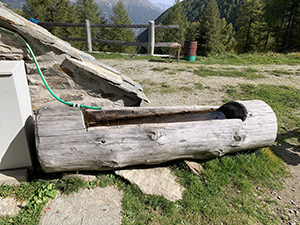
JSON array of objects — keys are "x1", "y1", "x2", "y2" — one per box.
[{"x1": 0, "y1": 60, "x2": 32, "y2": 170}]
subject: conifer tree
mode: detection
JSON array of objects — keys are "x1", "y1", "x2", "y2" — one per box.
[
  {"x1": 23, "y1": 0, "x2": 77, "y2": 39},
  {"x1": 196, "y1": 0, "x2": 231, "y2": 56},
  {"x1": 164, "y1": 0, "x2": 188, "y2": 45},
  {"x1": 156, "y1": 0, "x2": 188, "y2": 54},
  {"x1": 106, "y1": 0, "x2": 136, "y2": 53},
  {"x1": 234, "y1": 0, "x2": 265, "y2": 53},
  {"x1": 74, "y1": 0, "x2": 105, "y2": 51}
]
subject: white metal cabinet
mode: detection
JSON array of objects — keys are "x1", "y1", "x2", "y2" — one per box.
[{"x1": 0, "y1": 60, "x2": 33, "y2": 170}]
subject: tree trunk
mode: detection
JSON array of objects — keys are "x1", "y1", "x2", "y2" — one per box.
[{"x1": 35, "y1": 100, "x2": 277, "y2": 173}]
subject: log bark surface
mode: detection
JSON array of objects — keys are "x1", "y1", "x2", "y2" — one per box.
[{"x1": 36, "y1": 100, "x2": 277, "y2": 172}]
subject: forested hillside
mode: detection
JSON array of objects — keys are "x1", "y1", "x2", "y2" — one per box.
[
  {"x1": 156, "y1": 0, "x2": 242, "y2": 26},
  {"x1": 19, "y1": 0, "x2": 137, "y2": 53},
  {"x1": 139, "y1": 0, "x2": 300, "y2": 54},
  {"x1": 5, "y1": 0, "x2": 299, "y2": 54}
]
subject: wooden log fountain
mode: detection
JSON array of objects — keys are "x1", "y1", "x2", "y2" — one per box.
[{"x1": 35, "y1": 100, "x2": 277, "y2": 173}]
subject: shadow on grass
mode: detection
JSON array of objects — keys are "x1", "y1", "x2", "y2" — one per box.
[
  {"x1": 271, "y1": 128, "x2": 300, "y2": 166},
  {"x1": 149, "y1": 58, "x2": 168, "y2": 63}
]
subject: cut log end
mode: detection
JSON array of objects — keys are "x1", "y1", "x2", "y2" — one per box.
[{"x1": 217, "y1": 101, "x2": 248, "y2": 121}]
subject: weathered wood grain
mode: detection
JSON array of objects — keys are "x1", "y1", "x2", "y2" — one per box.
[{"x1": 36, "y1": 100, "x2": 277, "y2": 172}]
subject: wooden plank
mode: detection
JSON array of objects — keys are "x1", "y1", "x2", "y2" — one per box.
[
  {"x1": 91, "y1": 39, "x2": 148, "y2": 47},
  {"x1": 39, "y1": 22, "x2": 179, "y2": 29},
  {"x1": 62, "y1": 38, "x2": 148, "y2": 47},
  {"x1": 36, "y1": 100, "x2": 277, "y2": 172},
  {"x1": 148, "y1": 21, "x2": 155, "y2": 55},
  {"x1": 85, "y1": 19, "x2": 92, "y2": 52}
]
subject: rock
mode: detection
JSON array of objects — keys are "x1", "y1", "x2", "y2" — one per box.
[
  {"x1": 0, "y1": 3, "x2": 148, "y2": 107},
  {"x1": 184, "y1": 160, "x2": 203, "y2": 175},
  {"x1": 291, "y1": 200, "x2": 296, "y2": 205},
  {"x1": 289, "y1": 209, "x2": 294, "y2": 214},
  {"x1": 0, "y1": 169, "x2": 27, "y2": 185},
  {"x1": 115, "y1": 167, "x2": 185, "y2": 202},
  {"x1": 39, "y1": 186, "x2": 123, "y2": 225},
  {"x1": 277, "y1": 196, "x2": 282, "y2": 200},
  {"x1": 63, "y1": 173, "x2": 97, "y2": 182},
  {"x1": 0, "y1": 197, "x2": 26, "y2": 216}
]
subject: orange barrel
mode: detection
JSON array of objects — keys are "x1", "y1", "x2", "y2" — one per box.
[{"x1": 183, "y1": 41, "x2": 197, "y2": 61}]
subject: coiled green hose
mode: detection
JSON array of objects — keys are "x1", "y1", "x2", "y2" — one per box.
[{"x1": 0, "y1": 26, "x2": 102, "y2": 110}]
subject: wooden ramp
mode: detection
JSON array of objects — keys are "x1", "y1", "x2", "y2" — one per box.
[{"x1": 35, "y1": 100, "x2": 277, "y2": 173}]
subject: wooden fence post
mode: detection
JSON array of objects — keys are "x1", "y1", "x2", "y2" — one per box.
[
  {"x1": 148, "y1": 21, "x2": 155, "y2": 55},
  {"x1": 85, "y1": 19, "x2": 92, "y2": 52}
]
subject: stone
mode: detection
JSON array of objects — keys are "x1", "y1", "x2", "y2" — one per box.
[
  {"x1": 39, "y1": 186, "x2": 123, "y2": 225},
  {"x1": 291, "y1": 200, "x2": 296, "y2": 205},
  {"x1": 0, "y1": 197, "x2": 26, "y2": 216},
  {"x1": 184, "y1": 160, "x2": 203, "y2": 175},
  {"x1": 0, "y1": 169, "x2": 27, "y2": 185},
  {"x1": 115, "y1": 167, "x2": 185, "y2": 202},
  {"x1": 63, "y1": 173, "x2": 97, "y2": 182}
]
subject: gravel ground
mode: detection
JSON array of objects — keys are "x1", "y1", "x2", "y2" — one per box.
[{"x1": 101, "y1": 59, "x2": 300, "y2": 107}]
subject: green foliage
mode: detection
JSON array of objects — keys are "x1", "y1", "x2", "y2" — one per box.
[
  {"x1": 154, "y1": 0, "x2": 242, "y2": 27},
  {"x1": 22, "y1": 0, "x2": 77, "y2": 39},
  {"x1": 27, "y1": 183, "x2": 58, "y2": 209},
  {"x1": 197, "y1": 52, "x2": 300, "y2": 65},
  {"x1": 194, "y1": 82, "x2": 204, "y2": 90},
  {"x1": 264, "y1": 0, "x2": 300, "y2": 52},
  {"x1": 104, "y1": 0, "x2": 136, "y2": 53},
  {"x1": 0, "y1": 181, "x2": 58, "y2": 225},
  {"x1": 55, "y1": 176, "x2": 88, "y2": 195},
  {"x1": 121, "y1": 148, "x2": 287, "y2": 224},
  {"x1": 193, "y1": 66, "x2": 264, "y2": 79},
  {"x1": 150, "y1": 67, "x2": 169, "y2": 72},
  {"x1": 155, "y1": 0, "x2": 188, "y2": 54},
  {"x1": 271, "y1": 69, "x2": 294, "y2": 76},
  {"x1": 196, "y1": 0, "x2": 234, "y2": 56},
  {"x1": 74, "y1": 0, "x2": 106, "y2": 51},
  {"x1": 234, "y1": 0, "x2": 265, "y2": 53},
  {"x1": 0, "y1": 185, "x2": 13, "y2": 198},
  {"x1": 149, "y1": 0, "x2": 300, "y2": 53},
  {"x1": 160, "y1": 82, "x2": 176, "y2": 94}
]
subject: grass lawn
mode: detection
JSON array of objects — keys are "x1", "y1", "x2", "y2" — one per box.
[{"x1": 1, "y1": 52, "x2": 299, "y2": 224}]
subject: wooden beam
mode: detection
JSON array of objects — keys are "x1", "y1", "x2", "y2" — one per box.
[
  {"x1": 39, "y1": 22, "x2": 179, "y2": 29},
  {"x1": 85, "y1": 19, "x2": 92, "y2": 52},
  {"x1": 35, "y1": 100, "x2": 277, "y2": 173},
  {"x1": 148, "y1": 21, "x2": 155, "y2": 55}
]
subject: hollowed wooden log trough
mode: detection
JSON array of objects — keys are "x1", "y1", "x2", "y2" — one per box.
[{"x1": 35, "y1": 100, "x2": 277, "y2": 173}]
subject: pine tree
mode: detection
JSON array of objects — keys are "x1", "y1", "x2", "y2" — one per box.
[
  {"x1": 22, "y1": 0, "x2": 77, "y2": 39},
  {"x1": 195, "y1": 0, "x2": 230, "y2": 56},
  {"x1": 164, "y1": 0, "x2": 188, "y2": 45},
  {"x1": 156, "y1": 0, "x2": 188, "y2": 54},
  {"x1": 75, "y1": 0, "x2": 105, "y2": 51},
  {"x1": 105, "y1": 0, "x2": 136, "y2": 53},
  {"x1": 234, "y1": 0, "x2": 265, "y2": 53}
]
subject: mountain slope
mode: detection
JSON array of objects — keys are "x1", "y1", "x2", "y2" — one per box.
[
  {"x1": 1, "y1": 0, "x2": 163, "y2": 25},
  {"x1": 138, "y1": 0, "x2": 242, "y2": 42},
  {"x1": 156, "y1": 0, "x2": 242, "y2": 26},
  {"x1": 1, "y1": 0, "x2": 25, "y2": 9},
  {"x1": 149, "y1": 0, "x2": 172, "y2": 11},
  {"x1": 95, "y1": 0, "x2": 162, "y2": 24}
]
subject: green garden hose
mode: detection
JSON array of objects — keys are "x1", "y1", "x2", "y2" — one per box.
[{"x1": 0, "y1": 26, "x2": 102, "y2": 110}]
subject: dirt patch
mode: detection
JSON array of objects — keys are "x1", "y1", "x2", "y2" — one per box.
[{"x1": 101, "y1": 59, "x2": 300, "y2": 107}]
